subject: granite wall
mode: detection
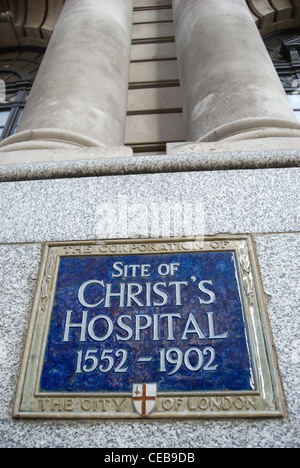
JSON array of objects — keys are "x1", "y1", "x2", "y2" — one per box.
[{"x1": 0, "y1": 161, "x2": 299, "y2": 447}]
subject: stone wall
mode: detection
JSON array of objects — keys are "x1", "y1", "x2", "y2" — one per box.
[
  {"x1": 0, "y1": 161, "x2": 299, "y2": 447},
  {"x1": 0, "y1": 0, "x2": 299, "y2": 448}
]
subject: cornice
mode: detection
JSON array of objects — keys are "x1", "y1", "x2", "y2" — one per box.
[
  {"x1": 0, "y1": 1, "x2": 299, "y2": 50},
  {"x1": 0, "y1": 0, "x2": 65, "y2": 48},
  {"x1": 247, "y1": 0, "x2": 300, "y2": 35}
]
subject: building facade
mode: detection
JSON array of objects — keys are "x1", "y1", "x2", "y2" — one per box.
[{"x1": 0, "y1": 0, "x2": 299, "y2": 448}]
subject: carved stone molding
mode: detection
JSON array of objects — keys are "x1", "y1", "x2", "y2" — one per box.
[
  {"x1": 0, "y1": 1, "x2": 299, "y2": 50},
  {"x1": 0, "y1": 11, "x2": 13, "y2": 23},
  {"x1": 247, "y1": 0, "x2": 300, "y2": 35},
  {"x1": 0, "y1": 0, "x2": 65, "y2": 48}
]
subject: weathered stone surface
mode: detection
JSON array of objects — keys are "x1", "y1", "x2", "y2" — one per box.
[
  {"x1": 0, "y1": 234, "x2": 299, "y2": 447},
  {"x1": 173, "y1": 0, "x2": 300, "y2": 142}
]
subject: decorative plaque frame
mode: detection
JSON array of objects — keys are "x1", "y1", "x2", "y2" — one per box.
[{"x1": 14, "y1": 236, "x2": 284, "y2": 419}]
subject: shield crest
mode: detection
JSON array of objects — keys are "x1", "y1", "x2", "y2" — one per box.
[{"x1": 132, "y1": 383, "x2": 157, "y2": 417}]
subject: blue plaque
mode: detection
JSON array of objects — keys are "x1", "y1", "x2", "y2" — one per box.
[
  {"x1": 40, "y1": 251, "x2": 253, "y2": 394},
  {"x1": 14, "y1": 238, "x2": 284, "y2": 419}
]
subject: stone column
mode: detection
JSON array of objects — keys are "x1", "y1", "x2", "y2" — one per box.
[
  {"x1": 0, "y1": 0, "x2": 133, "y2": 150},
  {"x1": 172, "y1": 0, "x2": 300, "y2": 144}
]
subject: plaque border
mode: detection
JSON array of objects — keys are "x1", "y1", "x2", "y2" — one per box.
[{"x1": 14, "y1": 236, "x2": 285, "y2": 419}]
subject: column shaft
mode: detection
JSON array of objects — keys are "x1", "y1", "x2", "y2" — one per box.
[
  {"x1": 173, "y1": 0, "x2": 300, "y2": 142},
  {"x1": 0, "y1": 0, "x2": 133, "y2": 149}
]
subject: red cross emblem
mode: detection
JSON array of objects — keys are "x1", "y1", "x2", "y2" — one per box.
[{"x1": 132, "y1": 383, "x2": 157, "y2": 417}]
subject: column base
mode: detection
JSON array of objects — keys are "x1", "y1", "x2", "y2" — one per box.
[
  {"x1": 167, "y1": 137, "x2": 300, "y2": 155},
  {"x1": 192, "y1": 118, "x2": 300, "y2": 143},
  {"x1": 0, "y1": 128, "x2": 110, "y2": 151},
  {"x1": 0, "y1": 145, "x2": 133, "y2": 165}
]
